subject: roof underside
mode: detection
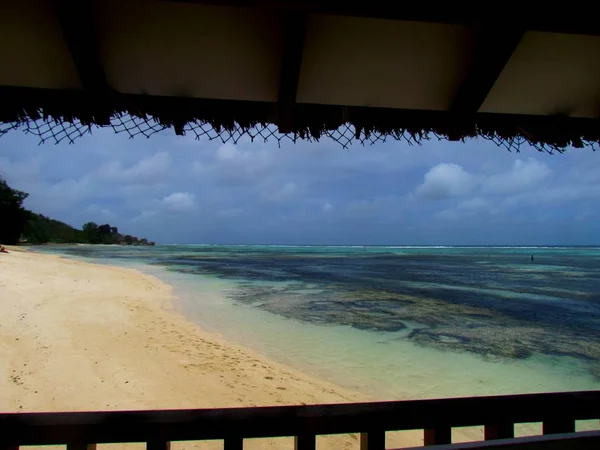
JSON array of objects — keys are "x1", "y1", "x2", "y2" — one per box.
[{"x1": 1, "y1": 0, "x2": 599, "y2": 150}]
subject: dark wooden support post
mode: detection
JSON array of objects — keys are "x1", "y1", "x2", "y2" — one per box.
[
  {"x1": 66, "y1": 444, "x2": 97, "y2": 450},
  {"x1": 424, "y1": 427, "x2": 451, "y2": 446},
  {"x1": 450, "y1": 28, "x2": 524, "y2": 115},
  {"x1": 223, "y1": 436, "x2": 243, "y2": 450},
  {"x1": 543, "y1": 419, "x2": 575, "y2": 435},
  {"x1": 52, "y1": 0, "x2": 112, "y2": 124},
  {"x1": 294, "y1": 433, "x2": 316, "y2": 450},
  {"x1": 147, "y1": 440, "x2": 171, "y2": 450},
  {"x1": 277, "y1": 13, "x2": 307, "y2": 134},
  {"x1": 446, "y1": 27, "x2": 524, "y2": 140},
  {"x1": 484, "y1": 423, "x2": 514, "y2": 440},
  {"x1": 360, "y1": 430, "x2": 385, "y2": 450},
  {"x1": 53, "y1": 0, "x2": 109, "y2": 93}
]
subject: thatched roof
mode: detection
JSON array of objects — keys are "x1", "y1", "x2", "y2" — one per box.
[{"x1": 1, "y1": 1, "x2": 599, "y2": 151}]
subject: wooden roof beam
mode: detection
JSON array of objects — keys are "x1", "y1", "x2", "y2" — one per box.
[
  {"x1": 277, "y1": 13, "x2": 307, "y2": 133},
  {"x1": 450, "y1": 28, "x2": 525, "y2": 116},
  {"x1": 53, "y1": 1, "x2": 110, "y2": 97},
  {"x1": 166, "y1": 2, "x2": 600, "y2": 36}
]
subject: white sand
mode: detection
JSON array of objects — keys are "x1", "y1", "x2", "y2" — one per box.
[{"x1": 0, "y1": 248, "x2": 432, "y2": 449}]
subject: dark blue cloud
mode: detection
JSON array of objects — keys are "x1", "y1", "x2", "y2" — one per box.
[{"x1": 1, "y1": 127, "x2": 599, "y2": 245}]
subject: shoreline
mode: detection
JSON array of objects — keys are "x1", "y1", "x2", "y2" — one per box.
[
  {"x1": 0, "y1": 248, "x2": 363, "y2": 409},
  {"x1": 5, "y1": 247, "x2": 587, "y2": 445},
  {"x1": 2, "y1": 247, "x2": 431, "y2": 448}
]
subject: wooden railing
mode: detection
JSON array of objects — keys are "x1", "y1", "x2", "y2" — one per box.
[{"x1": 1, "y1": 391, "x2": 598, "y2": 450}]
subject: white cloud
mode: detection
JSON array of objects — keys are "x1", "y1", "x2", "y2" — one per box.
[
  {"x1": 457, "y1": 197, "x2": 489, "y2": 212},
  {"x1": 193, "y1": 143, "x2": 273, "y2": 185},
  {"x1": 436, "y1": 197, "x2": 492, "y2": 221},
  {"x1": 97, "y1": 152, "x2": 171, "y2": 185},
  {"x1": 216, "y1": 143, "x2": 240, "y2": 161},
  {"x1": 502, "y1": 183, "x2": 600, "y2": 208},
  {"x1": 130, "y1": 210, "x2": 158, "y2": 223},
  {"x1": 191, "y1": 160, "x2": 206, "y2": 174},
  {"x1": 494, "y1": 158, "x2": 599, "y2": 209},
  {"x1": 421, "y1": 159, "x2": 555, "y2": 220},
  {"x1": 85, "y1": 204, "x2": 117, "y2": 220},
  {"x1": 0, "y1": 156, "x2": 42, "y2": 182},
  {"x1": 414, "y1": 163, "x2": 475, "y2": 200},
  {"x1": 435, "y1": 209, "x2": 460, "y2": 220},
  {"x1": 281, "y1": 182, "x2": 297, "y2": 196},
  {"x1": 483, "y1": 158, "x2": 551, "y2": 194},
  {"x1": 262, "y1": 182, "x2": 298, "y2": 202},
  {"x1": 161, "y1": 192, "x2": 197, "y2": 212},
  {"x1": 43, "y1": 177, "x2": 92, "y2": 207},
  {"x1": 417, "y1": 159, "x2": 551, "y2": 207},
  {"x1": 564, "y1": 159, "x2": 600, "y2": 185}
]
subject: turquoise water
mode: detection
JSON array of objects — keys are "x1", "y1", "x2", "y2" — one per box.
[{"x1": 40, "y1": 245, "x2": 600, "y2": 400}]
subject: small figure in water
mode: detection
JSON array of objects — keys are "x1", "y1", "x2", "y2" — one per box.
[{"x1": 531, "y1": 254, "x2": 534, "y2": 261}]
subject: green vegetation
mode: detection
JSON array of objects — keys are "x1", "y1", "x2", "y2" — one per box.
[
  {"x1": 0, "y1": 177, "x2": 154, "y2": 246},
  {"x1": 25, "y1": 214, "x2": 87, "y2": 244},
  {"x1": 0, "y1": 179, "x2": 30, "y2": 245},
  {"x1": 79, "y1": 221, "x2": 154, "y2": 246}
]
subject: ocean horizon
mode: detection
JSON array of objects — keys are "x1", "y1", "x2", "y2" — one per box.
[
  {"x1": 39, "y1": 244, "x2": 600, "y2": 400},
  {"x1": 159, "y1": 244, "x2": 600, "y2": 248}
]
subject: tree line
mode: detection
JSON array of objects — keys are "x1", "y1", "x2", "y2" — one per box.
[
  {"x1": 81, "y1": 222, "x2": 154, "y2": 246},
  {"x1": 0, "y1": 177, "x2": 155, "y2": 246}
]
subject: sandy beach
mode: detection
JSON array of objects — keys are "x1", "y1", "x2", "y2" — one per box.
[{"x1": 0, "y1": 248, "x2": 434, "y2": 449}]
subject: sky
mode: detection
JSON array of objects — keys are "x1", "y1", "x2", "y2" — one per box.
[{"x1": 1, "y1": 124, "x2": 599, "y2": 245}]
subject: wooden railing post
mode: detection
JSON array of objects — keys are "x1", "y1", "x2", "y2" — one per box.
[
  {"x1": 484, "y1": 423, "x2": 514, "y2": 440},
  {"x1": 223, "y1": 436, "x2": 243, "y2": 450},
  {"x1": 147, "y1": 440, "x2": 171, "y2": 450},
  {"x1": 424, "y1": 427, "x2": 451, "y2": 446},
  {"x1": 0, "y1": 391, "x2": 596, "y2": 450},
  {"x1": 360, "y1": 430, "x2": 385, "y2": 450},
  {"x1": 294, "y1": 433, "x2": 316, "y2": 450},
  {"x1": 1, "y1": 445, "x2": 19, "y2": 450},
  {"x1": 543, "y1": 419, "x2": 575, "y2": 435},
  {"x1": 67, "y1": 444, "x2": 97, "y2": 450}
]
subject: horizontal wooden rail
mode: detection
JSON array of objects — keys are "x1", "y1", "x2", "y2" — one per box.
[
  {"x1": 399, "y1": 430, "x2": 600, "y2": 450},
  {"x1": 0, "y1": 391, "x2": 598, "y2": 449}
]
